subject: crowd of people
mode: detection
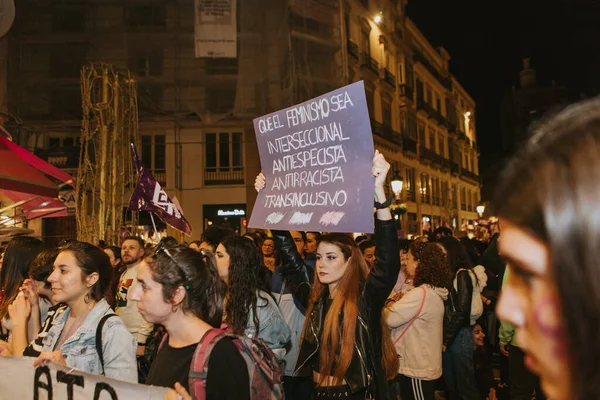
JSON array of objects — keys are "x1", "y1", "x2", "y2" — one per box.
[{"x1": 1, "y1": 98, "x2": 600, "y2": 400}]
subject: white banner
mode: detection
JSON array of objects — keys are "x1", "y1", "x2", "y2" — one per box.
[
  {"x1": 0, "y1": 356, "x2": 169, "y2": 400},
  {"x1": 194, "y1": 0, "x2": 237, "y2": 58}
]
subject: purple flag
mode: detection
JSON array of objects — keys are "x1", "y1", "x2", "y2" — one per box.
[{"x1": 128, "y1": 144, "x2": 192, "y2": 235}]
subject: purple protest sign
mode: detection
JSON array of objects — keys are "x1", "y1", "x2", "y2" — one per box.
[
  {"x1": 248, "y1": 81, "x2": 375, "y2": 233},
  {"x1": 129, "y1": 144, "x2": 192, "y2": 235}
]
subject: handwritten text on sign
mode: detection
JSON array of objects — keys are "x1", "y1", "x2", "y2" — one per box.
[
  {"x1": 0, "y1": 356, "x2": 168, "y2": 400},
  {"x1": 249, "y1": 81, "x2": 375, "y2": 233}
]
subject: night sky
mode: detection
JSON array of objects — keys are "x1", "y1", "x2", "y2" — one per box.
[{"x1": 407, "y1": 0, "x2": 600, "y2": 197}]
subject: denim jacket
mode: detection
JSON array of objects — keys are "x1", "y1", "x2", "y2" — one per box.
[
  {"x1": 244, "y1": 290, "x2": 291, "y2": 362},
  {"x1": 41, "y1": 299, "x2": 138, "y2": 382}
]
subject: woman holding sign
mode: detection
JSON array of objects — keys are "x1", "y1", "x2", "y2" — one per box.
[{"x1": 255, "y1": 150, "x2": 400, "y2": 399}]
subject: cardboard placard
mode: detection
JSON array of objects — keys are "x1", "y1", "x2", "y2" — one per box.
[
  {"x1": 249, "y1": 81, "x2": 375, "y2": 233},
  {"x1": 0, "y1": 356, "x2": 169, "y2": 400}
]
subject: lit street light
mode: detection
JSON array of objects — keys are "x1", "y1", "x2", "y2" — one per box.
[
  {"x1": 476, "y1": 201, "x2": 485, "y2": 217},
  {"x1": 391, "y1": 170, "x2": 403, "y2": 200}
]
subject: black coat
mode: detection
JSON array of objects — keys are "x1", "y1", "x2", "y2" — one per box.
[
  {"x1": 273, "y1": 219, "x2": 400, "y2": 399},
  {"x1": 443, "y1": 269, "x2": 474, "y2": 347}
]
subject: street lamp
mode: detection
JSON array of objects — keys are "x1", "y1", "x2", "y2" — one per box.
[
  {"x1": 391, "y1": 170, "x2": 404, "y2": 200},
  {"x1": 374, "y1": 13, "x2": 382, "y2": 24},
  {"x1": 476, "y1": 201, "x2": 485, "y2": 217}
]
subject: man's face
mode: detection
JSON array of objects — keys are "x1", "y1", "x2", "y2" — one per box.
[
  {"x1": 290, "y1": 231, "x2": 305, "y2": 255},
  {"x1": 304, "y1": 233, "x2": 318, "y2": 254},
  {"x1": 362, "y1": 246, "x2": 376, "y2": 268},
  {"x1": 121, "y1": 239, "x2": 145, "y2": 267}
]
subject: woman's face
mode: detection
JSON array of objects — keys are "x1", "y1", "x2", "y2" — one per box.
[
  {"x1": 262, "y1": 240, "x2": 275, "y2": 257},
  {"x1": 47, "y1": 251, "x2": 96, "y2": 306},
  {"x1": 406, "y1": 250, "x2": 418, "y2": 277},
  {"x1": 497, "y1": 220, "x2": 570, "y2": 400},
  {"x1": 129, "y1": 261, "x2": 173, "y2": 325},
  {"x1": 472, "y1": 324, "x2": 485, "y2": 348},
  {"x1": 316, "y1": 242, "x2": 348, "y2": 294},
  {"x1": 215, "y1": 244, "x2": 231, "y2": 283},
  {"x1": 400, "y1": 249, "x2": 408, "y2": 271}
]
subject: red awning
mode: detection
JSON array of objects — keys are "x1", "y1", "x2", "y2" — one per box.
[
  {"x1": 1, "y1": 190, "x2": 67, "y2": 220},
  {"x1": 0, "y1": 142, "x2": 58, "y2": 198}
]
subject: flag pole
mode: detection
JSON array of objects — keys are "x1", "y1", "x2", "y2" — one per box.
[{"x1": 150, "y1": 212, "x2": 159, "y2": 242}]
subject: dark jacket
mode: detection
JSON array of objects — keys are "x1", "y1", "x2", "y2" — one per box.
[
  {"x1": 274, "y1": 219, "x2": 400, "y2": 399},
  {"x1": 443, "y1": 269, "x2": 473, "y2": 347}
]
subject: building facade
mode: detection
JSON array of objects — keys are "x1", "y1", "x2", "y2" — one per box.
[{"x1": 3, "y1": 0, "x2": 480, "y2": 241}]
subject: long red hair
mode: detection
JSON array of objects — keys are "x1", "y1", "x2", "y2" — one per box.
[{"x1": 303, "y1": 233, "x2": 398, "y2": 385}]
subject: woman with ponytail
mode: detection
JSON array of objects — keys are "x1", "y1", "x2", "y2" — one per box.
[{"x1": 255, "y1": 150, "x2": 400, "y2": 399}]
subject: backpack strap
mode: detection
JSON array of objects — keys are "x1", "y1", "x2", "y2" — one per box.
[
  {"x1": 393, "y1": 286, "x2": 427, "y2": 345},
  {"x1": 157, "y1": 332, "x2": 169, "y2": 352},
  {"x1": 189, "y1": 329, "x2": 227, "y2": 400},
  {"x1": 96, "y1": 313, "x2": 117, "y2": 375}
]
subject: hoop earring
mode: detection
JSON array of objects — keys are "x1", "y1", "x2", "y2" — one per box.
[
  {"x1": 84, "y1": 293, "x2": 91, "y2": 304},
  {"x1": 171, "y1": 304, "x2": 178, "y2": 313}
]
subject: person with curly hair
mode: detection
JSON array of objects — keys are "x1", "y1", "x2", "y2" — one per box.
[
  {"x1": 384, "y1": 242, "x2": 451, "y2": 400},
  {"x1": 215, "y1": 236, "x2": 291, "y2": 361}
]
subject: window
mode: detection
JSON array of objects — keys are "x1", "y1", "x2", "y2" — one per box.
[
  {"x1": 360, "y1": 29, "x2": 370, "y2": 56},
  {"x1": 467, "y1": 189, "x2": 473, "y2": 211},
  {"x1": 428, "y1": 128, "x2": 435, "y2": 150},
  {"x1": 452, "y1": 183, "x2": 457, "y2": 208},
  {"x1": 207, "y1": 88, "x2": 236, "y2": 113},
  {"x1": 136, "y1": 55, "x2": 163, "y2": 77},
  {"x1": 53, "y1": 9, "x2": 85, "y2": 32},
  {"x1": 50, "y1": 88, "x2": 82, "y2": 119},
  {"x1": 416, "y1": 79, "x2": 424, "y2": 103},
  {"x1": 382, "y1": 100, "x2": 392, "y2": 127},
  {"x1": 426, "y1": 85, "x2": 433, "y2": 104},
  {"x1": 418, "y1": 122, "x2": 426, "y2": 146},
  {"x1": 461, "y1": 187, "x2": 467, "y2": 211},
  {"x1": 204, "y1": 131, "x2": 244, "y2": 185},
  {"x1": 125, "y1": 6, "x2": 167, "y2": 27},
  {"x1": 420, "y1": 173, "x2": 430, "y2": 204},
  {"x1": 436, "y1": 96, "x2": 442, "y2": 113},
  {"x1": 51, "y1": 45, "x2": 88, "y2": 78},
  {"x1": 404, "y1": 167, "x2": 416, "y2": 202},
  {"x1": 441, "y1": 180, "x2": 449, "y2": 207},
  {"x1": 432, "y1": 177, "x2": 440, "y2": 206},
  {"x1": 141, "y1": 135, "x2": 167, "y2": 185}
]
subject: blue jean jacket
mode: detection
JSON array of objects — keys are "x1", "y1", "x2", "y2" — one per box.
[
  {"x1": 244, "y1": 290, "x2": 291, "y2": 362},
  {"x1": 41, "y1": 299, "x2": 138, "y2": 382}
]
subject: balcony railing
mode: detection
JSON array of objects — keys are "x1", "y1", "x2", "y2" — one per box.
[
  {"x1": 35, "y1": 146, "x2": 81, "y2": 170},
  {"x1": 380, "y1": 68, "x2": 396, "y2": 87},
  {"x1": 204, "y1": 167, "x2": 244, "y2": 185},
  {"x1": 402, "y1": 135, "x2": 417, "y2": 155},
  {"x1": 447, "y1": 122, "x2": 457, "y2": 134},
  {"x1": 398, "y1": 84, "x2": 414, "y2": 101},
  {"x1": 152, "y1": 169, "x2": 167, "y2": 186},
  {"x1": 450, "y1": 161, "x2": 460, "y2": 175},
  {"x1": 368, "y1": 57, "x2": 379, "y2": 73},
  {"x1": 347, "y1": 41, "x2": 359, "y2": 59},
  {"x1": 461, "y1": 169, "x2": 479, "y2": 183},
  {"x1": 371, "y1": 119, "x2": 402, "y2": 146},
  {"x1": 359, "y1": 52, "x2": 378, "y2": 74},
  {"x1": 413, "y1": 47, "x2": 452, "y2": 90}
]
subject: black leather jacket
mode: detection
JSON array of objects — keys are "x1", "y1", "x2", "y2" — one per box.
[
  {"x1": 273, "y1": 219, "x2": 400, "y2": 399},
  {"x1": 443, "y1": 269, "x2": 474, "y2": 347}
]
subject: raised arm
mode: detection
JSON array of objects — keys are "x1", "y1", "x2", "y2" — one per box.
[
  {"x1": 255, "y1": 172, "x2": 312, "y2": 308},
  {"x1": 364, "y1": 151, "x2": 400, "y2": 310}
]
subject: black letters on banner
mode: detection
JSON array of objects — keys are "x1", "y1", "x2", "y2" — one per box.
[
  {"x1": 93, "y1": 382, "x2": 119, "y2": 400},
  {"x1": 57, "y1": 370, "x2": 85, "y2": 400},
  {"x1": 34, "y1": 366, "x2": 53, "y2": 400}
]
